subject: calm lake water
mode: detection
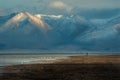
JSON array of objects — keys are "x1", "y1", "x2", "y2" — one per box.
[
  {"x1": 0, "y1": 54, "x2": 76, "y2": 66},
  {"x1": 0, "y1": 53, "x2": 118, "y2": 66}
]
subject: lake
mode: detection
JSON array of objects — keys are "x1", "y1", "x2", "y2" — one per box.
[{"x1": 0, "y1": 54, "x2": 74, "y2": 66}]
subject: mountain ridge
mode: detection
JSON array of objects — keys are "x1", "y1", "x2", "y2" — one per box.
[{"x1": 0, "y1": 12, "x2": 120, "y2": 52}]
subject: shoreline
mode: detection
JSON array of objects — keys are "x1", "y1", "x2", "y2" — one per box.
[
  {"x1": 0, "y1": 55, "x2": 120, "y2": 67},
  {"x1": 0, "y1": 55, "x2": 120, "y2": 80}
]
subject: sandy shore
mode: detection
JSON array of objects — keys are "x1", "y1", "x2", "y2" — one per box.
[{"x1": 32, "y1": 55, "x2": 120, "y2": 64}]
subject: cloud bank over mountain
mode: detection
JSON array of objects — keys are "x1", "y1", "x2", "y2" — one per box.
[
  {"x1": 1, "y1": 0, "x2": 120, "y2": 9},
  {"x1": 0, "y1": 0, "x2": 120, "y2": 16}
]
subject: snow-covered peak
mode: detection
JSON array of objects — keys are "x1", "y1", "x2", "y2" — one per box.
[
  {"x1": 24, "y1": 12, "x2": 52, "y2": 33},
  {"x1": 0, "y1": 12, "x2": 52, "y2": 33},
  {"x1": 34, "y1": 14, "x2": 42, "y2": 19},
  {"x1": 9, "y1": 12, "x2": 26, "y2": 23},
  {"x1": 0, "y1": 12, "x2": 27, "y2": 32},
  {"x1": 12, "y1": 12, "x2": 27, "y2": 22}
]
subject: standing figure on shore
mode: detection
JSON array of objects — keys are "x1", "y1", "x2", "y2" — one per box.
[{"x1": 86, "y1": 52, "x2": 89, "y2": 56}]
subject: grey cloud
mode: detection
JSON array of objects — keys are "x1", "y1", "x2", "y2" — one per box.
[{"x1": 0, "y1": 0, "x2": 120, "y2": 9}]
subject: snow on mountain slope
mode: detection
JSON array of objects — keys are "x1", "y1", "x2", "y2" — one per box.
[
  {"x1": 24, "y1": 12, "x2": 52, "y2": 33},
  {"x1": 2, "y1": 12, "x2": 26, "y2": 29},
  {"x1": 42, "y1": 14, "x2": 95, "y2": 41},
  {"x1": 0, "y1": 13, "x2": 17, "y2": 26},
  {"x1": 80, "y1": 15, "x2": 120, "y2": 42},
  {"x1": 0, "y1": 12, "x2": 52, "y2": 34},
  {"x1": 1, "y1": 12, "x2": 120, "y2": 52},
  {"x1": 0, "y1": 12, "x2": 94, "y2": 50},
  {"x1": 74, "y1": 16, "x2": 120, "y2": 52},
  {"x1": 35, "y1": 14, "x2": 63, "y2": 19},
  {"x1": 114, "y1": 23, "x2": 120, "y2": 33}
]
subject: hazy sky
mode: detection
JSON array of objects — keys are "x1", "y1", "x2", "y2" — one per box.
[
  {"x1": 0, "y1": 0, "x2": 120, "y2": 16},
  {"x1": 0, "y1": 0, "x2": 120, "y2": 9}
]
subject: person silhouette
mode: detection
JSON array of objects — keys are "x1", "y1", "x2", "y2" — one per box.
[{"x1": 86, "y1": 52, "x2": 88, "y2": 56}]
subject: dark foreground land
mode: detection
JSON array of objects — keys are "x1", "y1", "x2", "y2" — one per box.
[{"x1": 0, "y1": 55, "x2": 120, "y2": 80}]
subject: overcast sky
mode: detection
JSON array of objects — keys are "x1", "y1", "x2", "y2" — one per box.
[
  {"x1": 0, "y1": 0, "x2": 120, "y2": 16},
  {"x1": 0, "y1": 0, "x2": 120, "y2": 9}
]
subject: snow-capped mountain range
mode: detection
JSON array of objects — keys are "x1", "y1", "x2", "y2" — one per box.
[
  {"x1": 0, "y1": 12, "x2": 52, "y2": 34},
  {"x1": 0, "y1": 12, "x2": 120, "y2": 52}
]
